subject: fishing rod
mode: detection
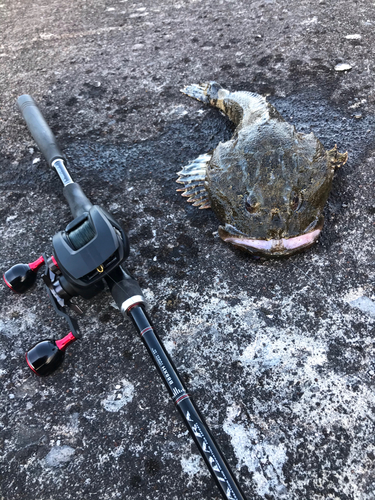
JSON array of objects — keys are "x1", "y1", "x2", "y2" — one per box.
[{"x1": 3, "y1": 95, "x2": 248, "y2": 500}]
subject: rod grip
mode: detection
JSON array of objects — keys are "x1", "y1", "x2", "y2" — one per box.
[
  {"x1": 63, "y1": 182, "x2": 93, "y2": 219},
  {"x1": 17, "y1": 94, "x2": 65, "y2": 167},
  {"x1": 106, "y1": 267, "x2": 143, "y2": 311}
]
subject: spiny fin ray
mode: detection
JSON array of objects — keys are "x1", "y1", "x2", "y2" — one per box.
[
  {"x1": 176, "y1": 153, "x2": 211, "y2": 209},
  {"x1": 180, "y1": 84, "x2": 211, "y2": 104}
]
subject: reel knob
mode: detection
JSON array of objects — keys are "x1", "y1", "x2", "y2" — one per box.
[
  {"x1": 3, "y1": 256, "x2": 45, "y2": 293},
  {"x1": 26, "y1": 332, "x2": 77, "y2": 376}
]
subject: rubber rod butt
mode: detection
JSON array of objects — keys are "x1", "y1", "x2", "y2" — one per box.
[{"x1": 17, "y1": 94, "x2": 65, "y2": 167}]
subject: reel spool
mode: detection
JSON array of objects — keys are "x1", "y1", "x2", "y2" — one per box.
[{"x1": 67, "y1": 219, "x2": 96, "y2": 250}]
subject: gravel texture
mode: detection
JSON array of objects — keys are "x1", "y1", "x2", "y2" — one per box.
[{"x1": 0, "y1": 1, "x2": 375, "y2": 499}]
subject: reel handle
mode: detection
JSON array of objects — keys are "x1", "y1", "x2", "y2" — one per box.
[
  {"x1": 3, "y1": 256, "x2": 45, "y2": 293},
  {"x1": 26, "y1": 332, "x2": 77, "y2": 376},
  {"x1": 17, "y1": 95, "x2": 65, "y2": 168}
]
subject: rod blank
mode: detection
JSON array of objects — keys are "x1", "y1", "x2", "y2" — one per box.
[{"x1": 128, "y1": 305, "x2": 247, "y2": 500}]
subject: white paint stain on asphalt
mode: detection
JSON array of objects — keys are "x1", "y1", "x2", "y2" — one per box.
[
  {"x1": 349, "y1": 296, "x2": 375, "y2": 318},
  {"x1": 223, "y1": 403, "x2": 288, "y2": 498},
  {"x1": 45, "y1": 446, "x2": 75, "y2": 467},
  {"x1": 101, "y1": 379, "x2": 134, "y2": 412}
]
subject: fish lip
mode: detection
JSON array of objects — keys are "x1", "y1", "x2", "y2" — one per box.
[{"x1": 218, "y1": 222, "x2": 323, "y2": 256}]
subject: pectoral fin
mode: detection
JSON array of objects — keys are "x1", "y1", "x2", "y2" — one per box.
[{"x1": 176, "y1": 153, "x2": 211, "y2": 209}]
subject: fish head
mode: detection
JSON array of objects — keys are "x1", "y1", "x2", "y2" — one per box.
[{"x1": 207, "y1": 129, "x2": 347, "y2": 257}]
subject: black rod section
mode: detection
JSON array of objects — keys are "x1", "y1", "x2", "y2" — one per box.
[
  {"x1": 17, "y1": 95, "x2": 74, "y2": 186},
  {"x1": 128, "y1": 305, "x2": 248, "y2": 500},
  {"x1": 17, "y1": 95, "x2": 65, "y2": 168}
]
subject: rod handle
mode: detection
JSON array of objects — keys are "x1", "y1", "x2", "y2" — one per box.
[
  {"x1": 105, "y1": 267, "x2": 143, "y2": 311},
  {"x1": 17, "y1": 94, "x2": 65, "y2": 167},
  {"x1": 63, "y1": 182, "x2": 93, "y2": 219}
]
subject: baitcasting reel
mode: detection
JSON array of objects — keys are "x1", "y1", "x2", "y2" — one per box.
[
  {"x1": 4, "y1": 95, "x2": 137, "y2": 376},
  {"x1": 3, "y1": 95, "x2": 247, "y2": 500}
]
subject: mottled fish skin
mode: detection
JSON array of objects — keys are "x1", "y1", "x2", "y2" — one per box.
[{"x1": 178, "y1": 82, "x2": 348, "y2": 257}]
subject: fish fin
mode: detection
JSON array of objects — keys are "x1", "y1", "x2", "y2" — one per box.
[
  {"x1": 327, "y1": 144, "x2": 348, "y2": 169},
  {"x1": 232, "y1": 91, "x2": 272, "y2": 127},
  {"x1": 176, "y1": 153, "x2": 211, "y2": 209},
  {"x1": 180, "y1": 82, "x2": 222, "y2": 104},
  {"x1": 181, "y1": 81, "x2": 272, "y2": 127}
]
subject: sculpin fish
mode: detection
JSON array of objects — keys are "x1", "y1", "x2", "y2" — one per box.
[{"x1": 177, "y1": 82, "x2": 347, "y2": 257}]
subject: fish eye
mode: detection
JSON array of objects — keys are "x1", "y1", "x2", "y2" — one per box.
[
  {"x1": 290, "y1": 191, "x2": 303, "y2": 211},
  {"x1": 245, "y1": 198, "x2": 260, "y2": 214}
]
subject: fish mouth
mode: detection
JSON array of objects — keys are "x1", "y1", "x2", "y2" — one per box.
[{"x1": 218, "y1": 222, "x2": 323, "y2": 256}]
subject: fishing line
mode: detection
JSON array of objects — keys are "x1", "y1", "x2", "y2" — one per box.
[{"x1": 67, "y1": 220, "x2": 96, "y2": 250}]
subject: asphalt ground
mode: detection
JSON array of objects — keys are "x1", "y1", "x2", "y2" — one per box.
[{"x1": 0, "y1": 1, "x2": 375, "y2": 499}]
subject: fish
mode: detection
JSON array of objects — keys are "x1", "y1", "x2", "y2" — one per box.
[{"x1": 177, "y1": 82, "x2": 348, "y2": 257}]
